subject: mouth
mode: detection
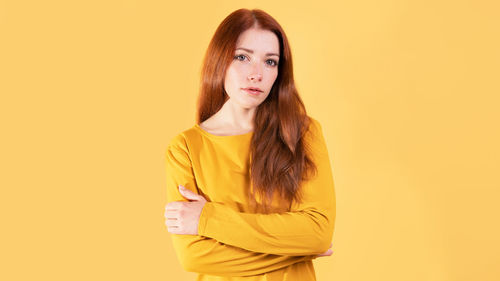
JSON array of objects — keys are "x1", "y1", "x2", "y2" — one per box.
[{"x1": 242, "y1": 87, "x2": 263, "y2": 95}]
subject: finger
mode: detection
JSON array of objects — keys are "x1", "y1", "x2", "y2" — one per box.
[
  {"x1": 179, "y1": 185, "x2": 208, "y2": 202},
  {"x1": 164, "y1": 210, "x2": 179, "y2": 219},
  {"x1": 164, "y1": 209, "x2": 179, "y2": 216},
  {"x1": 165, "y1": 219, "x2": 178, "y2": 228},
  {"x1": 165, "y1": 202, "x2": 182, "y2": 210},
  {"x1": 318, "y1": 248, "x2": 334, "y2": 257},
  {"x1": 167, "y1": 226, "x2": 180, "y2": 234},
  {"x1": 179, "y1": 186, "x2": 201, "y2": 201},
  {"x1": 168, "y1": 224, "x2": 185, "y2": 234}
]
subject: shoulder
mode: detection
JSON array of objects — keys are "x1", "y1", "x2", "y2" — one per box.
[
  {"x1": 305, "y1": 116, "x2": 324, "y2": 140},
  {"x1": 308, "y1": 116, "x2": 322, "y2": 130},
  {"x1": 304, "y1": 116, "x2": 329, "y2": 157},
  {"x1": 166, "y1": 125, "x2": 203, "y2": 154}
]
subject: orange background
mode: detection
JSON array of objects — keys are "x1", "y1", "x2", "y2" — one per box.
[{"x1": 1, "y1": 0, "x2": 499, "y2": 280}]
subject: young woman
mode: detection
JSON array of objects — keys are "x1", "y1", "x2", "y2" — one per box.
[{"x1": 164, "y1": 8, "x2": 336, "y2": 281}]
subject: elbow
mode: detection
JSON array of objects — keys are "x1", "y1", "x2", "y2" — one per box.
[
  {"x1": 310, "y1": 213, "x2": 335, "y2": 254},
  {"x1": 176, "y1": 249, "x2": 200, "y2": 273},
  {"x1": 180, "y1": 256, "x2": 223, "y2": 276},
  {"x1": 315, "y1": 235, "x2": 333, "y2": 253},
  {"x1": 179, "y1": 256, "x2": 199, "y2": 273},
  {"x1": 178, "y1": 252, "x2": 213, "y2": 275},
  {"x1": 311, "y1": 229, "x2": 334, "y2": 254},
  {"x1": 170, "y1": 236, "x2": 211, "y2": 274}
]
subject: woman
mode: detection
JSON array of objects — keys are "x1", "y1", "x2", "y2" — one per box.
[{"x1": 164, "y1": 8, "x2": 336, "y2": 281}]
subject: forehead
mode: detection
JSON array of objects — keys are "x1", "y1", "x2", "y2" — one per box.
[{"x1": 235, "y1": 28, "x2": 280, "y2": 55}]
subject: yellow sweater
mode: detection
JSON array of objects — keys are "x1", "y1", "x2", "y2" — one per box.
[{"x1": 165, "y1": 118, "x2": 336, "y2": 281}]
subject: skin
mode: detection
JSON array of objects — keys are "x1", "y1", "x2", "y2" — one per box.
[
  {"x1": 196, "y1": 27, "x2": 280, "y2": 135},
  {"x1": 164, "y1": 27, "x2": 333, "y2": 258}
]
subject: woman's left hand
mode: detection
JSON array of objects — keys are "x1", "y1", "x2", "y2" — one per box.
[{"x1": 164, "y1": 185, "x2": 207, "y2": 235}]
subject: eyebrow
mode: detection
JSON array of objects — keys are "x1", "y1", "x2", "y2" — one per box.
[{"x1": 235, "y1": 47, "x2": 279, "y2": 58}]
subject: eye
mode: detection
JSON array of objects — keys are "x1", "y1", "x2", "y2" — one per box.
[
  {"x1": 266, "y1": 59, "x2": 278, "y2": 67},
  {"x1": 234, "y1": 54, "x2": 247, "y2": 61}
]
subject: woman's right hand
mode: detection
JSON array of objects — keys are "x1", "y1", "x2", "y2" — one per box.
[{"x1": 315, "y1": 243, "x2": 333, "y2": 258}]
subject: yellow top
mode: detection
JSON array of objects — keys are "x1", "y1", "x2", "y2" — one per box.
[{"x1": 165, "y1": 118, "x2": 336, "y2": 281}]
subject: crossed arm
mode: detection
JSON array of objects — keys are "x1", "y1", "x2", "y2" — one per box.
[{"x1": 164, "y1": 120, "x2": 336, "y2": 276}]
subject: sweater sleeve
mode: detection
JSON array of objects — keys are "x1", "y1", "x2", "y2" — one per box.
[
  {"x1": 165, "y1": 137, "x2": 315, "y2": 277},
  {"x1": 197, "y1": 119, "x2": 336, "y2": 256}
]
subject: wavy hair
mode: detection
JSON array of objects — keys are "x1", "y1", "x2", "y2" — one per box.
[{"x1": 196, "y1": 8, "x2": 317, "y2": 213}]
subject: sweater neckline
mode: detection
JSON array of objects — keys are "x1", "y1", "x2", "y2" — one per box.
[{"x1": 194, "y1": 124, "x2": 254, "y2": 139}]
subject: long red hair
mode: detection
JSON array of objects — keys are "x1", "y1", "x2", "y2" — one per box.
[{"x1": 196, "y1": 8, "x2": 317, "y2": 212}]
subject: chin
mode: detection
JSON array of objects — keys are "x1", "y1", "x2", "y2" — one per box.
[
  {"x1": 241, "y1": 104, "x2": 260, "y2": 110},
  {"x1": 239, "y1": 101, "x2": 261, "y2": 109}
]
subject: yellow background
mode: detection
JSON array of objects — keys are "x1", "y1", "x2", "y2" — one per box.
[{"x1": 1, "y1": 0, "x2": 499, "y2": 280}]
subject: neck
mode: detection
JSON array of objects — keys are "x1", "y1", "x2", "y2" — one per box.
[{"x1": 215, "y1": 99, "x2": 256, "y2": 131}]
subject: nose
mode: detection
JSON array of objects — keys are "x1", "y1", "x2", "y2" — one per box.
[
  {"x1": 248, "y1": 73, "x2": 262, "y2": 82},
  {"x1": 247, "y1": 64, "x2": 263, "y2": 82}
]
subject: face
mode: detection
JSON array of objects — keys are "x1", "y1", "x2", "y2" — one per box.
[{"x1": 224, "y1": 28, "x2": 280, "y2": 109}]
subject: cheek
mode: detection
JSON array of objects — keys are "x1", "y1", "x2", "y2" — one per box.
[
  {"x1": 266, "y1": 69, "x2": 279, "y2": 87},
  {"x1": 226, "y1": 65, "x2": 250, "y2": 94},
  {"x1": 230, "y1": 63, "x2": 248, "y2": 78},
  {"x1": 225, "y1": 66, "x2": 242, "y2": 87},
  {"x1": 224, "y1": 69, "x2": 235, "y2": 93}
]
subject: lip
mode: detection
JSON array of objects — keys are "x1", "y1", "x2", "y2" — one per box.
[{"x1": 242, "y1": 87, "x2": 263, "y2": 95}]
